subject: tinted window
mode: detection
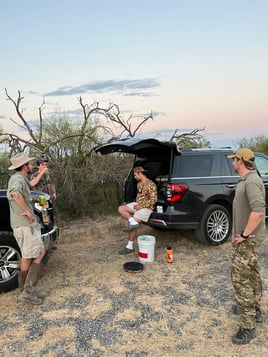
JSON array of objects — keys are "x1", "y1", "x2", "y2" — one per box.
[
  {"x1": 255, "y1": 155, "x2": 268, "y2": 176},
  {"x1": 173, "y1": 155, "x2": 213, "y2": 177},
  {"x1": 226, "y1": 157, "x2": 238, "y2": 176},
  {"x1": 221, "y1": 156, "x2": 235, "y2": 176}
]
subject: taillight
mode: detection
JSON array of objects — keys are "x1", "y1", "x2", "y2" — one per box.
[{"x1": 166, "y1": 184, "x2": 188, "y2": 203}]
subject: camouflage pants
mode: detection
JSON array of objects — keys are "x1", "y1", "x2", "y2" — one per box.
[{"x1": 231, "y1": 240, "x2": 262, "y2": 329}]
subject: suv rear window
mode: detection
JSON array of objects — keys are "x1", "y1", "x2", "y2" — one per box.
[{"x1": 173, "y1": 155, "x2": 213, "y2": 177}]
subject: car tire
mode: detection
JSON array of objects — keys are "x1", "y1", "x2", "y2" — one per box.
[
  {"x1": 0, "y1": 232, "x2": 21, "y2": 292},
  {"x1": 195, "y1": 204, "x2": 231, "y2": 245}
]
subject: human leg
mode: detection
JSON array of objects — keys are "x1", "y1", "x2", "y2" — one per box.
[
  {"x1": 231, "y1": 243, "x2": 257, "y2": 344},
  {"x1": 16, "y1": 227, "x2": 46, "y2": 304},
  {"x1": 119, "y1": 230, "x2": 137, "y2": 254},
  {"x1": 251, "y1": 249, "x2": 262, "y2": 312},
  {"x1": 118, "y1": 204, "x2": 135, "y2": 220},
  {"x1": 119, "y1": 203, "x2": 140, "y2": 231},
  {"x1": 231, "y1": 247, "x2": 256, "y2": 328}
]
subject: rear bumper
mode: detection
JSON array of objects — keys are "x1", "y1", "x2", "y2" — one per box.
[
  {"x1": 148, "y1": 218, "x2": 199, "y2": 230},
  {"x1": 148, "y1": 207, "x2": 199, "y2": 230},
  {"x1": 41, "y1": 226, "x2": 59, "y2": 250}
]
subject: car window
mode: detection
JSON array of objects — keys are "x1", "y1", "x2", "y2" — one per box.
[
  {"x1": 255, "y1": 155, "x2": 268, "y2": 176},
  {"x1": 174, "y1": 155, "x2": 213, "y2": 177},
  {"x1": 221, "y1": 156, "x2": 235, "y2": 176},
  {"x1": 226, "y1": 157, "x2": 238, "y2": 176}
]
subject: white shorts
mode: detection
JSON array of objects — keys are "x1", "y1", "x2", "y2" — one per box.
[{"x1": 126, "y1": 202, "x2": 152, "y2": 222}]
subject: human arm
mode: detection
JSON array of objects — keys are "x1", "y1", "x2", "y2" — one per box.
[
  {"x1": 234, "y1": 211, "x2": 264, "y2": 244},
  {"x1": 49, "y1": 183, "x2": 57, "y2": 201},
  {"x1": 10, "y1": 190, "x2": 35, "y2": 223},
  {"x1": 29, "y1": 167, "x2": 48, "y2": 187}
]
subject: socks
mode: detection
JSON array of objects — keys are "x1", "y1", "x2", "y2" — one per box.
[
  {"x1": 129, "y1": 217, "x2": 138, "y2": 225},
  {"x1": 126, "y1": 241, "x2": 134, "y2": 249}
]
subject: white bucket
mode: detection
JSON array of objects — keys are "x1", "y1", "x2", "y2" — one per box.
[{"x1": 138, "y1": 235, "x2": 156, "y2": 263}]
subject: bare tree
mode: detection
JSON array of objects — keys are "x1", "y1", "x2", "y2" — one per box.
[
  {"x1": 0, "y1": 89, "x2": 155, "y2": 217},
  {"x1": 170, "y1": 127, "x2": 211, "y2": 148},
  {"x1": 1, "y1": 89, "x2": 154, "y2": 156}
]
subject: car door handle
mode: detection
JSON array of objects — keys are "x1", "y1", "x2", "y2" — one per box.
[{"x1": 226, "y1": 184, "x2": 236, "y2": 188}]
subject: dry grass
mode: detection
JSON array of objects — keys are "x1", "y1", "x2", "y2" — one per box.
[{"x1": 1, "y1": 216, "x2": 268, "y2": 357}]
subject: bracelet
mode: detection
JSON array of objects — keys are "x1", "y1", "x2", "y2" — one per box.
[{"x1": 240, "y1": 230, "x2": 249, "y2": 239}]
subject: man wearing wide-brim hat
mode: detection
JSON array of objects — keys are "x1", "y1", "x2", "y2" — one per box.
[{"x1": 7, "y1": 152, "x2": 46, "y2": 305}]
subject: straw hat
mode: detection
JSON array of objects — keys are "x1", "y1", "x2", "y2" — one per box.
[{"x1": 8, "y1": 152, "x2": 35, "y2": 170}]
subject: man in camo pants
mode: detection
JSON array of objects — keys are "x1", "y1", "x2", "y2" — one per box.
[{"x1": 228, "y1": 148, "x2": 266, "y2": 344}]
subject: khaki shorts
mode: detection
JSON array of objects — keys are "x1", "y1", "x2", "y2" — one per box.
[
  {"x1": 13, "y1": 226, "x2": 44, "y2": 259},
  {"x1": 126, "y1": 202, "x2": 152, "y2": 222}
]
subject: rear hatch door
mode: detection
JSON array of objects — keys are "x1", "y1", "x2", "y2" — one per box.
[{"x1": 95, "y1": 137, "x2": 179, "y2": 159}]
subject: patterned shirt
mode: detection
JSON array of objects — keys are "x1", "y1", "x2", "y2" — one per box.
[
  {"x1": 136, "y1": 179, "x2": 157, "y2": 210},
  {"x1": 29, "y1": 171, "x2": 54, "y2": 197}
]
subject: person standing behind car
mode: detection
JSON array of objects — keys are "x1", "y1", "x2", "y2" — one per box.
[
  {"x1": 7, "y1": 152, "x2": 46, "y2": 305},
  {"x1": 227, "y1": 148, "x2": 266, "y2": 345},
  {"x1": 29, "y1": 155, "x2": 57, "y2": 202},
  {"x1": 118, "y1": 166, "x2": 157, "y2": 254}
]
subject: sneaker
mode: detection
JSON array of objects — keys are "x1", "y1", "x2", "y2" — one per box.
[
  {"x1": 232, "y1": 304, "x2": 262, "y2": 323},
  {"x1": 119, "y1": 247, "x2": 135, "y2": 254},
  {"x1": 17, "y1": 291, "x2": 43, "y2": 305},
  {"x1": 232, "y1": 327, "x2": 256, "y2": 344},
  {"x1": 122, "y1": 224, "x2": 140, "y2": 232}
]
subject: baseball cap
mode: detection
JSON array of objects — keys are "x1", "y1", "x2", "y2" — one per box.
[
  {"x1": 133, "y1": 166, "x2": 146, "y2": 173},
  {"x1": 37, "y1": 155, "x2": 49, "y2": 166},
  {"x1": 227, "y1": 148, "x2": 255, "y2": 168}
]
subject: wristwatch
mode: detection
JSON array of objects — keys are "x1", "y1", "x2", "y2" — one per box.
[{"x1": 240, "y1": 231, "x2": 249, "y2": 239}]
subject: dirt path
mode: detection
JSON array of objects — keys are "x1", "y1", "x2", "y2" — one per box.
[{"x1": 1, "y1": 216, "x2": 268, "y2": 356}]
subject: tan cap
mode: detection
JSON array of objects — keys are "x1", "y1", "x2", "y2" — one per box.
[
  {"x1": 133, "y1": 166, "x2": 146, "y2": 173},
  {"x1": 8, "y1": 152, "x2": 35, "y2": 170},
  {"x1": 227, "y1": 148, "x2": 255, "y2": 167}
]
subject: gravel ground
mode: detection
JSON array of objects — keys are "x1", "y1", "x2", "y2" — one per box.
[{"x1": 0, "y1": 216, "x2": 268, "y2": 357}]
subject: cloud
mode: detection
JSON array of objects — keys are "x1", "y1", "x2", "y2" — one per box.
[
  {"x1": 45, "y1": 78, "x2": 160, "y2": 97},
  {"x1": 124, "y1": 91, "x2": 158, "y2": 97}
]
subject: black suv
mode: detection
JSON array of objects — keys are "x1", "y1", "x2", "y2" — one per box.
[{"x1": 96, "y1": 138, "x2": 268, "y2": 245}]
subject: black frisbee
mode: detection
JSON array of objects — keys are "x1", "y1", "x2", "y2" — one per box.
[{"x1": 123, "y1": 261, "x2": 144, "y2": 273}]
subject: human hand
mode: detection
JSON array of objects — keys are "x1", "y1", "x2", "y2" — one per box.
[
  {"x1": 20, "y1": 209, "x2": 35, "y2": 223},
  {"x1": 44, "y1": 167, "x2": 49, "y2": 175},
  {"x1": 234, "y1": 234, "x2": 245, "y2": 244}
]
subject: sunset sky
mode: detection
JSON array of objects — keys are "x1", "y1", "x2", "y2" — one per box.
[{"x1": 1, "y1": 0, "x2": 267, "y2": 147}]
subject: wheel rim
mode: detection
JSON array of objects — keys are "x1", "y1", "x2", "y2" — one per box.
[
  {"x1": 207, "y1": 209, "x2": 229, "y2": 243},
  {"x1": 0, "y1": 245, "x2": 20, "y2": 284}
]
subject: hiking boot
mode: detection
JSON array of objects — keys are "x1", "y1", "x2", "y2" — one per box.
[
  {"x1": 232, "y1": 304, "x2": 240, "y2": 315},
  {"x1": 122, "y1": 224, "x2": 140, "y2": 232},
  {"x1": 232, "y1": 304, "x2": 262, "y2": 323},
  {"x1": 256, "y1": 308, "x2": 262, "y2": 323},
  {"x1": 35, "y1": 290, "x2": 48, "y2": 299},
  {"x1": 119, "y1": 247, "x2": 135, "y2": 254},
  {"x1": 232, "y1": 327, "x2": 256, "y2": 344},
  {"x1": 17, "y1": 291, "x2": 43, "y2": 305}
]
